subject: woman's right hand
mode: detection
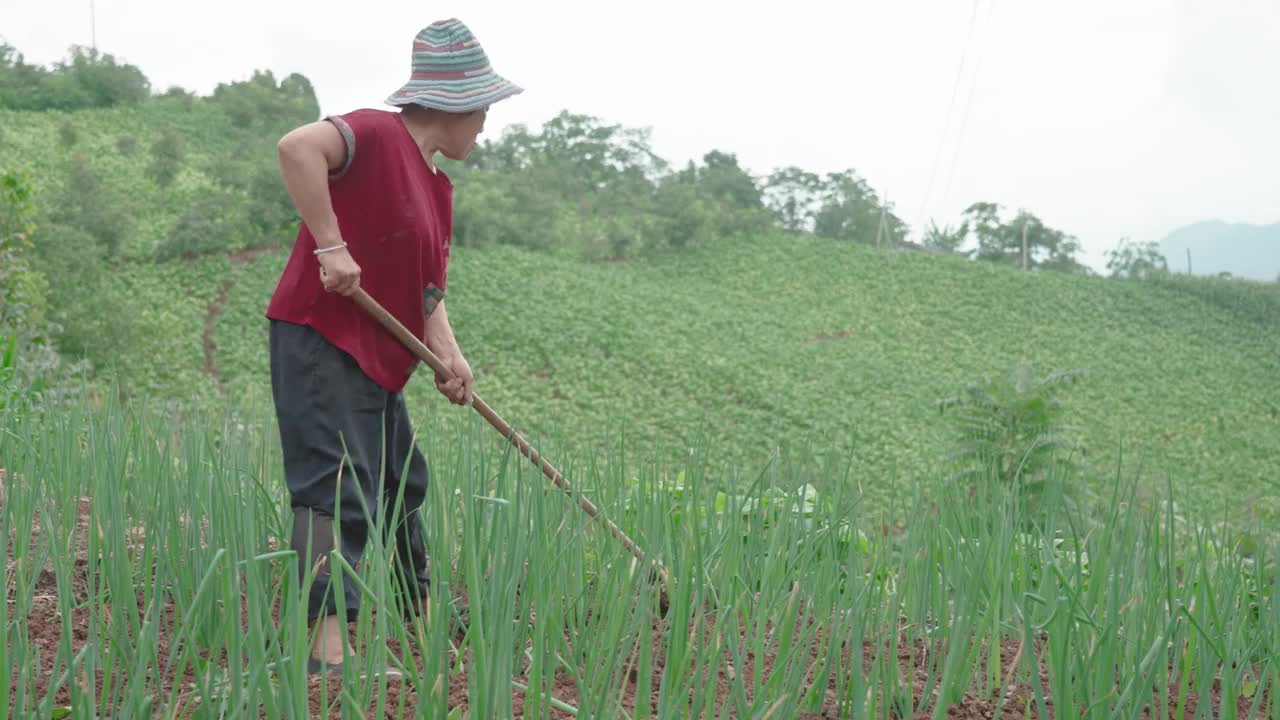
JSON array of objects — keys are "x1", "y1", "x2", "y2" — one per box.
[{"x1": 318, "y1": 245, "x2": 362, "y2": 296}]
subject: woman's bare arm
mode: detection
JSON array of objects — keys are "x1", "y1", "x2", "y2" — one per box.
[{"x1": 276, "y1": 121, "x2": 361, "y2": 295}]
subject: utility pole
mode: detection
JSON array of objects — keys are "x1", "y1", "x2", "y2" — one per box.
[
  {"x1": 1186, "y1": 248, "x2": 1192, "y2": 275},
  {"x1": 876, "y1": 194, "x2": 886, "y2": 248},
  {"x1": 90, "y1": 0, "x2": 98, "y2": 50},
  {"x1": 1021, "y1": 219, "x2": 1028, "y2": 271}
]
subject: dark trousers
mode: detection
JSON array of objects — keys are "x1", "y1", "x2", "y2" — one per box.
[{"x1": 269, "y1": 319, "x2": 430, "y2": 622}]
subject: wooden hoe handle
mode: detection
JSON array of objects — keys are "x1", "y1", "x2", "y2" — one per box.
[{"x1": 350, "y1": 288, "x2": 670, "y2": 591}]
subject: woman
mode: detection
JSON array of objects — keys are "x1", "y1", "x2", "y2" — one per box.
[{"x1": 264, "y1": 18, "x2": 521, "y2": 674}]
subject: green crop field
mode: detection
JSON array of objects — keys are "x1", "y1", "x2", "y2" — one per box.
[
  {"x1": 4, "y1": 390, "x2": 1279, "y2": 718},
  {"x1": 75, "y1": 235, "x2": 1280, "y2": 517},
  {"x1": 180, "y1": 235, "x2": 1280, "y2": 517}
]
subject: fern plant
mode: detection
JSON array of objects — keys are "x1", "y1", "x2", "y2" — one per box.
[{"x1": 938, "y1": 361, "x2": 1088, "y2": 490}]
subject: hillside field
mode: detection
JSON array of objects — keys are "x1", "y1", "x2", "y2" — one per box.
[{"x1": 89, "y1": 234, "x2": 1277, "y2": 518}]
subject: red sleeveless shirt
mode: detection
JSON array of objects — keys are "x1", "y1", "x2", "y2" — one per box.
[{"x1": 265, "y1": 108, "x2": 453, "y2": 392}]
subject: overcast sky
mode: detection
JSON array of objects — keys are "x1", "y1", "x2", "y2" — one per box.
[{"x1": 3, "y1": 1, "x2": 1277, "y2": 271}]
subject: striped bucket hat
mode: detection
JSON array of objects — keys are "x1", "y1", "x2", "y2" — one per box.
[{"x1": 385, "y1": 18, "x2": 523, "y2": 113}]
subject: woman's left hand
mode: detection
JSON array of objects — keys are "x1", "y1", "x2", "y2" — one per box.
[{"x1": 435, "y1": 352, "x2": 474, "y2": 406}]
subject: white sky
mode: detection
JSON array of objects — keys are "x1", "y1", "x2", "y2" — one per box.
[{"x1": 3, "y1": 0, "x2": 1277, "y2": 271}]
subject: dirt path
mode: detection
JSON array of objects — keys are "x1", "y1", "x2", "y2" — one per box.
[
  {"x1": 201, "y1": 247, "x2": 280, "y2": 398},
  {"x1": 202, "y1": 278, "x2": 234, "y2": 396}
]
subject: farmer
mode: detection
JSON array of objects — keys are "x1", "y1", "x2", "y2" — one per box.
[{"x1": 264, "y1": 18, "x2": 521, "y2": 674}]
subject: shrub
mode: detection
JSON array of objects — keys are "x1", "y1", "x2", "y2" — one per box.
[
  {"x1": 0, "y1": 168, "x2": 74, "y2": 404},
  {"x1": 57, "y1": 120, "x2": 79, "y2": 148},
  {"x1": 938, "y1": 361, "x2": 1088, "y2": 492},
  {"x1": 244, "y1": 161, "x2": 296, "y2": 241},
  {"x1": 210, "y1": 157, "x2": 251, "y2": 191},
  {"x1": 29, "y1": 223, "x2": 134, "y2": 368},
  {"x1": 147, "y1": 129, "x2": 185, "y2": 187},
  {"x1": 156, "y1": 194, "x2": 242, "y2": 261},
  {"x1": 0, "y1": 168, "x2": 42, "y2": 329},
  {"x1": 55, "y1": 157, "x2": 132, "y2": 255}
]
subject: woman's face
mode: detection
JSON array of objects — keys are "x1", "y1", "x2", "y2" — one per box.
[{"x1": 442, "y1": 107, "x2": 488, "y2": 160}]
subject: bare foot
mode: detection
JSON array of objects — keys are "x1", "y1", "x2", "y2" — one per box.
[{"x1": 311, "y1": 614, "x2": 349, "y2": 664}]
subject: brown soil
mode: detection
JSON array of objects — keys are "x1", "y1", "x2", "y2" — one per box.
[
  {"x1": 805, "y1": 329, "x2": 852, "y2": 345},
  {"x1": 229, "y1": 247, "x2": 279, "y2": 266},
  {"x1": 202, "y1": 277, "x2": 234, "y2": 397},
  {"x1": 7, "y1": 475, "x2": 1265, "y2": 718},
  {"x1": 9, "y1": 495, "x2": 98, "y2": 604},
  {"x1": 17, "y1": 588, "x2": 1265, "y2": 719}
]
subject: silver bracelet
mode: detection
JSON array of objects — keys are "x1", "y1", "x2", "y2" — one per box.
[{"x1": 313, "y1": 242, "x2": 348, "y2": 256}]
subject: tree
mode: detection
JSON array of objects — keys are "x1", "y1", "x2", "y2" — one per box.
[
  {"x1": 922, "y1": 220, "x2": 969, "y2": 254},
  {"x1": 54, "y1": 45, "x2": 150, "y2": 107},
  {"x1": 763, "y1": 167, "x2": 822, "y2": 232},
  {"x1": 695, "y1": 150, "x2": 763, "y2": 211},
  {"x1": 466, "y1": 122, "x2": 537, "y2": 172},
  {"x1": 159, "y1": 85, "x2": 196, "y2": 110},
  {"x1": 0, "y1": 43, "x2": 49, "y2": 110},
  {"x1": 211, "y1": 70, "x2": 320, "y2": 131},
  {"x1": 0, "y1": 44, "x2": 149, "y2": 110},
  {"x1": 651, "y1": 159, "x2": 767, "y2": 250},
  {"x1": 1105, "y1": 238, "x2": 1168, "y2": 279},
  {"x1": 643, "y1": 151, "x2": 771, "y2": 249},
  {"x1": 963, "y1": 202, "x2": 1088, "y2": 274},
  {"x1": 810, "y1": 169, "x2": 908, "y2": 245},
  {"x1": 279, "y1": 73, "x2": 320, "y2": 125},
  {"x1": 531, "y1": 111, "x2": 667, "y2": 194},
  {"x1": 455, "y1": 111, "x2": 712, "y2": 256}
]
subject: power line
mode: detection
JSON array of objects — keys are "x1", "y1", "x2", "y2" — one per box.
[
  {"x1": 937, "y1": 0, "x2": 995, "y2": 221},
  {"x1": 915, "y1": 0, "x2": 983, "y2": 240}
]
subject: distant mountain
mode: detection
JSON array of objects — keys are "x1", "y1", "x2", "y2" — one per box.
[{"x1": 1160, "y1": 221, "x2": 1280, "y2": 281}]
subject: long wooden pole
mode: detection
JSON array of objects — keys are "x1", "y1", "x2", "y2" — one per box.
[{"x1": 350, "y1": 288, "x2": 669, "y2": 590}]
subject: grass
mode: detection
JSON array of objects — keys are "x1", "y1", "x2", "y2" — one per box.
[{"x1": 2, "y1": 390, "x2": 1277, "y2": 718}]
